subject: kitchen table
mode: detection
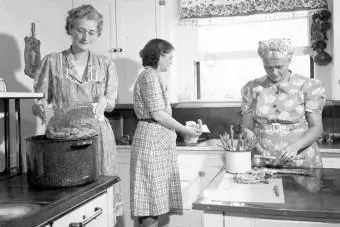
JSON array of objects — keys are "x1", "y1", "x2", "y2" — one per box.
[
  {"x1": 193, "y1": 168, "x2": 340, "y2": 226},
  {"x1": 0, "y1": 92, "x2": 43, "y2": 175}
]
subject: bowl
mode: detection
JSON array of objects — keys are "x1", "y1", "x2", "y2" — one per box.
[{"x1": 183, "y1": 134, "x2": 199, "y2": 145}]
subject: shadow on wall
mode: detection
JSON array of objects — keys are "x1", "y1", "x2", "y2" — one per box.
[
  {"x1": 113, "y1": 57, "x2": 142, "y2": 104},
  {"x1": 0, "y1": 33, "x2": 37, "y2": 172}
]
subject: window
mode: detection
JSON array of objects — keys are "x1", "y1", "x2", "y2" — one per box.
[{"x1": 193, "y1": 11, "x2": 312, "y2": 101}]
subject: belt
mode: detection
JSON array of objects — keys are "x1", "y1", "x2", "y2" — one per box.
[
  {"x1": 139, "y1": 118, "x2": 157, "y2": 123},
  {"x1": 255, "y1": 122, "x2": 308, "y2": 132}
]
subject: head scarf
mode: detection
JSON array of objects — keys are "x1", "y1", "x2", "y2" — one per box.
[{"x1": 257, "y1": 38, "x2": 294, "y2": 61}]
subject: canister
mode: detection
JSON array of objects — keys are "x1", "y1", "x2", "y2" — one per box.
[{"x1": 225, "y1": 150, "x2": 252, "y2": 173}]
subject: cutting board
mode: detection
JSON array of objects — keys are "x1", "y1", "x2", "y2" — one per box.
[{"x1": 205, "y1": 173, "x2": 285, "y2": 204}]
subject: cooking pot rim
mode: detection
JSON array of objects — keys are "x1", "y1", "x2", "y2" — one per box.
[{"x1": 25, "y1": 134, "x2": 98, "y2": 142}]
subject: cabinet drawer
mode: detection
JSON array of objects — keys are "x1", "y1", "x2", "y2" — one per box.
[
  {"x1": 52, "y1": 192, "x2": 108, "y2": 227},
  {"x1": 322, "y1": 158, "x2": 340, "y2": 168}
]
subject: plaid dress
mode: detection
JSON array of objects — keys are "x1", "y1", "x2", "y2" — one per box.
[{"x1": 130, "y1": 67, "x2": 182, "y2": 216}]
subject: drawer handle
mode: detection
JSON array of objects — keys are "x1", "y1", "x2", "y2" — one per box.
[
  {"x1": 198, "y1": 171, "x2": 205, "y2": 177},
  {"x1": 69, "y1": 207, "x2": 103, "y2": 227}
]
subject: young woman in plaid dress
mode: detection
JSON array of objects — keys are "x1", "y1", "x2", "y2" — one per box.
[{"x1": 130, "y1": 39, "x2": 202, "y2": 227}]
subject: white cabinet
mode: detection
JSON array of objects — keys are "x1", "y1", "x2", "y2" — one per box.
[
  {"x1": 178, "y1": 152, "x2": 223, "y2": 209},
  {"x1": 72, "y1": 0, "x2": 166, "y2": 104},
  {"x1": 114, "y1": 0, "x2": 164, "y2": 104},
  {"x1": 117, "y1": 147, "x2": 135, "y2": 227},
  {"x1": 221, "y1": 216, "x2": 340, "y2": 227},
  {"x1": 321, "y1": 150, "x2": 340, "y2": 168},
  {"x1": 117, "y1": 146, "x2": 224, "y2": 227},
  {"x1": 72, "y1": 0, "x2": 116, "y2": 57},
  {"x1": 51, "y1": 186, "x2": 114, "y2": 227}
]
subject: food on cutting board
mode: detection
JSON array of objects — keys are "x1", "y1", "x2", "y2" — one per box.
[
  {"x1": 233, "y1": 167, "x2": 313, "y2": 184},
  {"x1": 233, "y1": 169, "x2": 273, "y2": 184},
  {"x1": 253, "y1": 154, "x2": 305, "y2": 168}
]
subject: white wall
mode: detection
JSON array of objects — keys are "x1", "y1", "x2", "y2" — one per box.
[{"x1": 0, "y1": 0, "x2": 72, "y2": 170}]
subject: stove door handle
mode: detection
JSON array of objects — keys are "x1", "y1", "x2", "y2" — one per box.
[{"x1": 69, "y1": 207, "x2": 103, "y2": 227}]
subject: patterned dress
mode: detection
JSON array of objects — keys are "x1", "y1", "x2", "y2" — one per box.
[
  {"x1": 130, "y1": 67, "x2": 182, "y2": 216},
  {"x1": 34, "y1": 47, "x2": 123, "y2": 216},
  {"x1": 241, "y1": 73, "x2": 326, "y2": 168}
]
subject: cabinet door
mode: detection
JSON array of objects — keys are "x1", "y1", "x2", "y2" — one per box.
[
  {"x1": 72, "y1": 0, "x2": 116, "y2": 57},
  {"x1": 52, "y1": 191, "x2": 110, "y2": 227},
  {"x1": 321, "y1": 151, "x2": 340, "y2": 168},
  {"x1": 115, "y1": 0, "x2": 157, "y2": 104},
  {"x1": 322, "y1": 157, "x2": 340, "y2": 168},
  {"x1": 117, "y1": 148, "x2": 137, "y2": 227}
]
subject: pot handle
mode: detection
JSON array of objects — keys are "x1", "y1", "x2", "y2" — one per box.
[{"x1": 70, "y1": 140, "x2": 93, "y2": 150}]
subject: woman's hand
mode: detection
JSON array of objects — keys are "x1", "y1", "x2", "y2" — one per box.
[
  {"x1": 183, "y1": 125, "x2": 202, "y2": 138},
  {"x1": 32, "y1": 99, "x2": 47, "y2": 123},
  {"x1": 278, "y1": 144, "x2": 299, "y2": 164}
]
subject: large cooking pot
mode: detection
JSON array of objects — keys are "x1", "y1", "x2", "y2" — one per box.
[{"x1": 26, "y1": 135, "x2": 99, "y2": 188}]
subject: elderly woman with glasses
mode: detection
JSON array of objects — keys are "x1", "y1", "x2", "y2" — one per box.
[
  {"x1": 241, "y1": 38, "x2": 326, "y2": 168},
  {"x1": 32, "y1": 4, "x2": 122, "y2": 223}
]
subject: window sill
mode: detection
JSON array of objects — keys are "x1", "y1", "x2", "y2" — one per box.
[{"x1": 171, "y1": 100, "x2": 241, "y2": 108}]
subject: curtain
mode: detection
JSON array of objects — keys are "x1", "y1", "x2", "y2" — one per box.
[{"x1": 180, "y1": 0, "x2": 328, "y2": 20}]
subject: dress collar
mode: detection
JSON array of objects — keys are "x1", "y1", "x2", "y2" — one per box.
[{"x1": 64, "y1": 47, "x2": 93, "y2": 83}]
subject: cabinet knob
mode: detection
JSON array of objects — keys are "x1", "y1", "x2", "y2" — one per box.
[{"x1": 198, "y1": 171, "x2": 205, "y2": 177}]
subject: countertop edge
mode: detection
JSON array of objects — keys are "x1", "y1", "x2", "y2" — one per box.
[
  {"x1": 192, "y1": 203, "x2": 340, "y2": 223},
  {"x1": 4, "y1": 175, "x2": 120, "y2": 227},
  {"x1": 0, "y1": 92, "x2": 44, "y2": 99}
]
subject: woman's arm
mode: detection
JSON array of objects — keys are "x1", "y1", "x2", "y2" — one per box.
[
  {"x1": 104, "y1": 60, "x2": 118, "y2": 112},
  {"x1": 280, "y1": 112, "x2": 323, "y2": 160},
  {"x1": 32, "y1": 55, "x2": 52, "y2": 121},
  {"x1": 242, "y1": 112, "x2": 254, "y2": 131},
  {"x1": 151, "y1": 110, "x2": 201, "y2": 137}
]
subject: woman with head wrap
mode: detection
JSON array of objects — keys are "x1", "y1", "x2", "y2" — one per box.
[{"x1": 241, "y1": 38, "x2": 326, "y2": 168}]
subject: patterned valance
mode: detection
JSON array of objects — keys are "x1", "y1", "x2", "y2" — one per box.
[{"x1": 181, "y1": 0, "x2": 329, "y2": 20}]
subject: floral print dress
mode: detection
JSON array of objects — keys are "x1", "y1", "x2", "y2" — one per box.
[
  {"x1": 34, "y1": 47, "x2": 123, "y2": 218},
  {"x1": 241, "y1": 73, "x2": 326, "y2": 168}
]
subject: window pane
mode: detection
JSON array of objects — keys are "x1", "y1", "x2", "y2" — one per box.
[
  {"x1": 200, "y1": 55, "x2": 310, "y2": 100},
  {"x1": 198, "y1": 17, "x2": 309, "y2": 53}
]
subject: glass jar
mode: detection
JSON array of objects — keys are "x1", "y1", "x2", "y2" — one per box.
[{"x1": 0, "y1": 78, "x2": 7, "y2": 92}]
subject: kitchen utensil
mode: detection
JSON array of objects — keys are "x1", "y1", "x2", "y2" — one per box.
[
  {"x1": 219, "y1": 128, "x2": 257, "y2": 152},
  {"x1": 25, "y1": 135, "x2": 99, "y2": 188},
  {"x1": 24, "y1": 22, "x2": 41, "y2": 78},
  {"x1": 0, "y1": 78, "x2": 6, "y2": 92}
]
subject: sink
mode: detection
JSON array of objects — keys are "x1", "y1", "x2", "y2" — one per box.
[
  {"x1": 0, "y1": 202, "x2": 42, "y2": 220},
  {"x1": 177, "y1": 138, "x2": 222, "y2": 147},
  {"x1": 195, "y1": 138, "x2": 222, "y2": 147}
]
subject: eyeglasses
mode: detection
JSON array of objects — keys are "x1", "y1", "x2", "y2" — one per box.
[{"x1": 75, "y1": 27, "x2": 98, "y2": 37}]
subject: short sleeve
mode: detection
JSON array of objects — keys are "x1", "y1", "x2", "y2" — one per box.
[
  {"x1": 34, "y1": 54, "x2": 52, "y2": 103},
  {"x1": 140, "y1": 71, "x2": 165, "y2": 113},
  {"x1": 303, "y1": 79, "x2": 326, "y2": 114},
  {"x1": 241, "y1": 81, "x2": 254, "y2": 115}
]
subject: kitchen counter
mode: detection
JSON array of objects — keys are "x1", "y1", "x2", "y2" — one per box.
[
  {"x1": 0, "y1": 174, "x2": 120, "y2": 227},
  {"x1": 118, "y1": 138, "x2": 340, "y2": 153},
  {"x1": 193, "y1": 168, "x2": 340, "y2": 223}
]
